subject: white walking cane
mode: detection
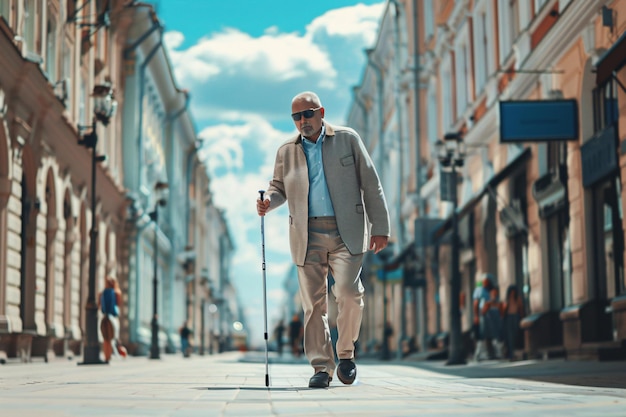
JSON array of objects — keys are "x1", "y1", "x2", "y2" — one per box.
[{"x1": 258, "y1": 190, "x2": 270, "y2": 387}]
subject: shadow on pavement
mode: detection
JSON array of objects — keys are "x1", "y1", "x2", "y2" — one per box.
[
  {"x1": 192, "y1": 386, "x2": 318, "y2": 391},
  {"x1": 397, "y1": 358, "x2": 626, "y2": 390},
  {"x1": 237, "y1": 350, "x2": 626, "y2": 390}
]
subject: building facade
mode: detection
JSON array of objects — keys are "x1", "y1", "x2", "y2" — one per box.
[
  {"x1": 348, "y1": 0, "x2": 626, "y2": 360},
  {"x1": 0, "y1": 0, "x2": 131, "y2": 361},
  {"x1": 0, "y1": 0, "x2": 241, "y2": 362}
]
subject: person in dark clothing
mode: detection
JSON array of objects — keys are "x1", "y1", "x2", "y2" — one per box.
[
  {"x1": 289, "y1": 313, "x2": 303, "y2": 357},
  {"x1": 273, "y1": 319, "x2": 285, "y2": 356},
  {"x1": 503, "y1": 285, "x2": 525, "y2": 360},
  {"x1": 179, "y1": 322, "x2": 192, "y2": 357},
  {"x1": 481, "y1": 286, "x2": 504, "y2": 359}
]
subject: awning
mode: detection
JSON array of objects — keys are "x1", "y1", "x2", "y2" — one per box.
[
  {"x1": 595, "y1": 30, "x2": 626, "y2": 85},
  {"x1": 432, "y1": 147, "x2": 532, "y2": 241}
]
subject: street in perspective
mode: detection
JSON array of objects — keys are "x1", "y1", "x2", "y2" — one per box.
[
  {"x1": 2, "y1": 2, "x2": 626, "y2": 417},
  {"x1": 1, "y1": 351, "x2": 625, "y2": 417}
]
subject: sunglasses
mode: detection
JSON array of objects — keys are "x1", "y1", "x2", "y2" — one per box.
[{"x1": 291, "y1": 107, "x2": 321, "y2": 121}]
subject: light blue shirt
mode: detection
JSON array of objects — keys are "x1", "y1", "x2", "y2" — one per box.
[{"x1": 302, "y1": 125, "x2": 335, "y2": 217}]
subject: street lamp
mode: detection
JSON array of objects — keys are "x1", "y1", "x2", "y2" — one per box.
[
  {"x1": 79, "y1": 82, "x2": 117, "y2": 365},
  {"x1": 149, "y1": 181, "x2": 168, "y2": 359},
  {"x1": 435, "y1": 131, "x2": 467, "y2": 366}
]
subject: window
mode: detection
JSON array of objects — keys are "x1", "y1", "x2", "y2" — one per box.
[
  {"x1": 473, "y1": 1, "x2": 494, "y2": 93},
  {"x1": 79, "y1": 75, "x2": 87, "y2": 126},
  {"x1": 593, "y1": 80, "x2": 619, "y2": 131},
  {"x1": 62, "y1": 43, "x2": 72, "y2": 111},
  {"x1": 427, "y1": 82, "x2": 438, "y2": 151},
  {"x1": 508, "y1": 0, "x2": 520, "y2": 46},
  {"x1": 46, "y1": 18, "x2": 57, "y2": 81},
  {"x1": 454, "y1": 35, "x2": 471, "y2": 116},
  {"x1": 424, "y1": 0, "x2": 434, "y2": 40},
  {"x1": 441, "y1": 55, "x2": 453, "y2": 131},
  {"x1": 499, "y1": 0, "x2": 520, "y2": 62},
  {"x1": 534, "y1": 0, "x2": 550, "y2": 14},
  {"x1": 23, "y1": 0, "x2": 36, "y2": 53}
]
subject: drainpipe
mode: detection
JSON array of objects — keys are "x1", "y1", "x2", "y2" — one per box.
[
  {"x1": 185, "y1": 135, "x2": 204, "y2": 326},
  {"x1": 185, "y1": 138, "x2": 202, "y2": 249},
  {"x1": 411, "y1": 1, "x2": 423, "y2": 214},
  {"x1": 366, "y1": 49, "x2": 385, "y2": 181},
  {"x1": 389, "y1": 0, "x2": 408, "y2": 360},
  {"x1": 411, "y1": 0, "x2": 427, "y2": 356}
]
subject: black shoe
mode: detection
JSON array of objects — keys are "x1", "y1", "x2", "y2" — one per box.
[
  {"x1": 308, "y1": 371, "x2": 332, "y2": 388},
  {"x1": 337, "y1": 359, "x2": 357, "y2": 385}
]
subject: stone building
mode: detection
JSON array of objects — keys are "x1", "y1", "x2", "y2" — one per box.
[
  {"x1": 0, "y1": 0, "x2": 131, "y2": 361},
  {"x1": 348, "y1": 0, "x2": 626, "y2": 360},
  {"x1": 0, "y1": 0, "x2": 240, "y2": 362}
]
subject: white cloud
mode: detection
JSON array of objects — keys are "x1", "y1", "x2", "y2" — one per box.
[
  {"x1": 197, "y1": 116, "x2": 288, "y2": 175},
  {"x1": 163, "y1": 3, "x2": 384, "y2": 127},
  {"x1": 163, "y1": 31, "x2": 184, "y2": 49},
  {"x1": 306, "y1": 3, "x2": 385, "y2": 47},
  {"x1": 166, "y1": 28, "x2": 337, "y2": 115}
]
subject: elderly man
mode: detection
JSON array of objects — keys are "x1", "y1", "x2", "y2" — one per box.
[{"x1": 257, "y1": 91, "x2": 390, "y2": 388}]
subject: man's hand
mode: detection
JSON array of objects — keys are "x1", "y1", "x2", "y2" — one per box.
[
  {"x1": 257, "y1": 197, "x2": 270, "y2": 216},
  {"x1": 369, "y1": 235, "x2": 389, "y2": 254}
]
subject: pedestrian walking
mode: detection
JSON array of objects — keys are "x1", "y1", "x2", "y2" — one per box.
[
  {"x1": 503, "y1": 284, "x2": 525, "y2": 360},
  {"x1": 482, "y1": 286, "x2": 505, "y2": 359},
  {"x1": 98, "y1": 276, "x2": 127, "y2": 362},
  {"x1": 288, "y1": 313, "x2": 303, "y2": 358},
  {"x1": 179, "y1": 322, "x2": 192, "y2": 357},
  {"x1": 273, "y1": 319, "x2": 285, "y2": 356},
  {"x1": 256, "y1": 91, "x2": 390, "y2": 388},
  {"x1": 473, "y1": 274, "x2": 494, "y2": 361}
]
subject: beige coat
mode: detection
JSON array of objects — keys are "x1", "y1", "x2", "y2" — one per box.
[{"x1": 265, "y1": 122, "x2": 390, "y2": 266}]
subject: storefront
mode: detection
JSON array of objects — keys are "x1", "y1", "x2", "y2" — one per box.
[{"x1": 583, "y1": 31, "x2": 626, "y2": 344}]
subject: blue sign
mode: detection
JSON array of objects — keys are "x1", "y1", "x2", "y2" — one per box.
[{"x1": 499, "y1": 99, "x2": 579, "y2": 142}]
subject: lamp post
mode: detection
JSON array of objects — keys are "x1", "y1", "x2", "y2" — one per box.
[
  {"x1": 149, "y1": 181, "x2": 168, "y2": 359},
  {"x1": 79, "y1": 82, "x2": 117, "y2": 365},
  {"x1": 435, "y1": 132, "x2": 467, "y2": 366}
]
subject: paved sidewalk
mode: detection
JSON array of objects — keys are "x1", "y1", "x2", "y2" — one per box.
[{"x1": 1, "y1": 351, "x2": 625, "y2": 416}]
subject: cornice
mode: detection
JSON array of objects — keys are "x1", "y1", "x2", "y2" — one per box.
[{"x1": 508, "y1": 0, "x2": 605, "y2": 99}]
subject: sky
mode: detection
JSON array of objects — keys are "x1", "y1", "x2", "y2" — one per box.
[{"x1": 147, "y1": 0, "x2": 386, "y2": 347}]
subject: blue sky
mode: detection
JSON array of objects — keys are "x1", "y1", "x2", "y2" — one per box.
[{"x1": 148, "y1": 0, "x2": 386, "y2": 346}]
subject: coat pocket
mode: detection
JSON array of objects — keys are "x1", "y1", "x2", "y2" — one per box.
[
  {"x1": 340, "y1": 154, "x2": 355, "y2": 166},
  {"x1": 356, "y1": 204, "x2": 364, "y2": 214}
]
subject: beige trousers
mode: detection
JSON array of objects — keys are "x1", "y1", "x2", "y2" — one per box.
[{"x1": 297, "y1": 217, "x2": 365, "y2": 376}]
